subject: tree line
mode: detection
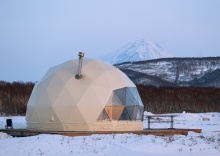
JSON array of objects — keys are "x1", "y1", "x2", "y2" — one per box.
[
  {"x1": 137, "y1": 85, "x2": 220, "y2": 114},
  {"x1": 0, "y1": 81, "x2": 34, "y2": 115},
  {"x1": 0, "y1": 81, "x2": 219, "y2": 115}
]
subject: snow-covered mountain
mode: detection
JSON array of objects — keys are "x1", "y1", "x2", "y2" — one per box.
[
  {"x1": 116, "y1": 57, "x2": 220, "y2": 87},
  {"x1": 100, "y1": 39, "x2": 173, "y2": 64}
]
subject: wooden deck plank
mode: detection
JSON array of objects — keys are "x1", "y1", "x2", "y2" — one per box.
[{"x1": 0, "y1": 128, "x2": 202, "y2": 137}]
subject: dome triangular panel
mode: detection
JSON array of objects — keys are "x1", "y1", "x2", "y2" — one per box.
[{"x1": 26, "y1": 58, "x2": 144, "y2": 131}]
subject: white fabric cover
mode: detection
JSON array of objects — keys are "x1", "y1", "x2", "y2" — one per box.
[{"x1": 26, "y1": 58, "x2": 143, "y2": 131}]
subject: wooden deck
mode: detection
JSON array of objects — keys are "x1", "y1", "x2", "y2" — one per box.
[{"x1": 0, "y1": 128, "x2": 202, "y2": 137}]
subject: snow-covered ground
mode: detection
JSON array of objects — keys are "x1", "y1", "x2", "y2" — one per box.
[{"x1": 0, "y1": 112, "x2": 220, "y2": 156}]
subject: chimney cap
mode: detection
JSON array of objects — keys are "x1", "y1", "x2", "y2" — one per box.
[{"x1": 78, "y1": 52, "x2": 84, "y2": 57}]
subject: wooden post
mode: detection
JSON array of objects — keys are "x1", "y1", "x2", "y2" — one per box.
[
  {"x1": 170, "y1": 116, "x2": 174, "y2": 129},
  {"x1": 148, "y1": 116, "x2": 151, "y2": 129}
]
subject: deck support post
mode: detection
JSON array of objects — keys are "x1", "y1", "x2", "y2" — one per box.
[
  {"x1": 148, "y1": 116, "x2": 151, "y2": 129},
  {"x1": 170, "y1": 116, "x2": 174, "y2": 129}
]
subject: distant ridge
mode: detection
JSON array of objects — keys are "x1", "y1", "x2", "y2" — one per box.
[
  {"x1": 100, "y1": 38, "x2": 173, "y2": 64},
  {"x1": 116, "y1": 56, "x2": 220, "y2": 87}
]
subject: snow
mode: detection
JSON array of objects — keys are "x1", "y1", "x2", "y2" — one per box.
[
  {"x1": 100, "y1": 38, "x2": 173, "y2": 65},
  {"x1": 0, "y1": 112, "x2": 220, "y2": 156},
  {"x1": 116, "y1": 58, "x2": 220, "y2": 85}
]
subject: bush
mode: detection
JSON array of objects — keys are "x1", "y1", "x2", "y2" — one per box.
[
  {"x1": 0, "y1": 81, "x2": 34, "y2": 115},
  {"x1": 137, "y1": 85, "x2": 220, "y2": 114}
]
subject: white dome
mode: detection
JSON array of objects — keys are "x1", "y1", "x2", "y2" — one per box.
[{"x1": 26, "y1": 58, "x2": 144, "y2": 131}]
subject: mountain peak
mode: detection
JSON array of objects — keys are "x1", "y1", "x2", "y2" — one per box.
[{"x1": 100, "y1": 39, "x2": 173, "y2": 64}]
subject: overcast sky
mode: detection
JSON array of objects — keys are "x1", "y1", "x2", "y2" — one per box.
[{"x1": 0, "y1": 0, "x2": 220, "y2": 82}]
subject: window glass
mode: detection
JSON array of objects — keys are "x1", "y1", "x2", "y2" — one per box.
[
  {"x1": 97, "y1": 87, "x2": 144, "y2": 121},
  {"x1": 97, "y1": 109, "x2": 111, "y2": 121}
]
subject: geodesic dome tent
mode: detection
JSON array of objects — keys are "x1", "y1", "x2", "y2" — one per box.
[{"x1": 26, "y1": 58, "x2": 144, "y2": 131}]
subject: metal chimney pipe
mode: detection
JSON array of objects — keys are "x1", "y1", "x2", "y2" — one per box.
[{"x1": 75, "y1": 52, "x2": 85, "y2": 80}]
